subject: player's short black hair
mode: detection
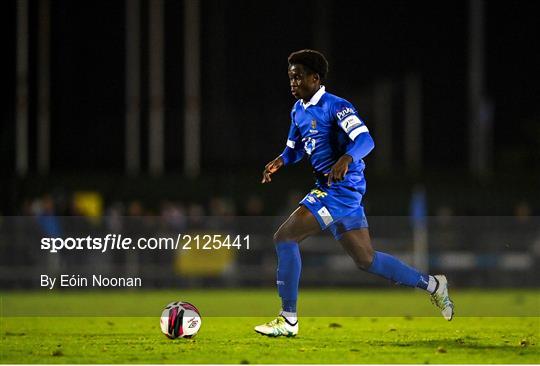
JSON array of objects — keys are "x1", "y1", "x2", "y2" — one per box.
[{"x1": 288, "y1": 49, "x2": 329, "y2": 81}]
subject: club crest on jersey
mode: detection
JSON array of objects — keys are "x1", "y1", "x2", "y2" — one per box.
[
  {"x1": 309, "y1": 119, "x2": 318, "y2": 134},
  {"x1": 336, "y1": 107, "x2": 355, "y2": 120}
]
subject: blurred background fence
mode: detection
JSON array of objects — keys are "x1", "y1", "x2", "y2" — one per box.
[{"x1": 2, "y1": 0, "x2": 539, "y2": 290}]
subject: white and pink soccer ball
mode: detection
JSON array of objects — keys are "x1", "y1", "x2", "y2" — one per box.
[{"x1": 160, "y1": 301, "x2": 202, "y2": 339}]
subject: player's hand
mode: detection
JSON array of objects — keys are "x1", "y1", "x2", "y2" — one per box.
[
  {"x1": 261, "y1": 156, "x2": 284, "y2": 183},
  {"x1": 328, "y1": 154, "x2": 353, "y2": 186}
]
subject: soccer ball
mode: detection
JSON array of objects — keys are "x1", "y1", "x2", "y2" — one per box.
[{"x1": 160, "y1": 301, "x2": 202, "y2": 339}]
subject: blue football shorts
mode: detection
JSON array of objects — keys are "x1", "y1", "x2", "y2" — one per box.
[{"x1": 299, "y1": 174, "x2": 369, "y2": 240}]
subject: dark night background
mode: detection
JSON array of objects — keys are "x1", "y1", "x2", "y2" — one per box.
[{"x1": 1, "y1": 0, "x2": 539, "y2": 215}]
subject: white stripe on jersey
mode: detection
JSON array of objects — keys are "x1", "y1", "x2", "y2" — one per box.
[
  {"x1": 349, "y1": 125, "x2": 369, "y2": 141},
  {"x1": 286, "y1": 139, "x2": 296, "y2": 148}
]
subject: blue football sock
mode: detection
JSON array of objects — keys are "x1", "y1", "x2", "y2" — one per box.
[
  {"x1": 275, "y1": 241, "x2": 302, "y2": 313},
  {"x1": 368, "y1": 251, "x2": 430, "y2": 289}
]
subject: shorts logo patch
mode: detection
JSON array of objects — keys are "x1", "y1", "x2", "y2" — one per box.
[
  {"x1": 317, "y1": 206, "x2": 334, "y2": 226},
  {"x1": 310, "y1": 189, "x2": 327, "y2": 198}
]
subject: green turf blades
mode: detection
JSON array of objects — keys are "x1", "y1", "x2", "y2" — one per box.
[
  {"x1": 1, "y1": 316, "x2": 538, "y2": 364},
  {"x1": 1, "y1": 289, "x2": 539, "y2": 363}
]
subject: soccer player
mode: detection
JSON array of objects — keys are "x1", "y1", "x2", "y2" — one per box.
[{"x1": 254, "y1": 49, "x2": 454, "y2": 337}]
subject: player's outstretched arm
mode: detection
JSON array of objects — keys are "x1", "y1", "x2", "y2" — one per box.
[{"x1": 261, "y1": 156, "x2": 284, "y2": 183}]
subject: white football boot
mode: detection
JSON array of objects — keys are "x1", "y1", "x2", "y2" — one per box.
[
  {"x1": 254, "y1": 315, "x2": 298, "y2": 337},
  {"x1": 430, "y1": 275, "x2": 454, "y2": 321}
]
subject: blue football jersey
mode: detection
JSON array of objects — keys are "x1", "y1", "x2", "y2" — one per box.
[{"x1": 284, "y1": 86, "x2": 370, "y2": 174}]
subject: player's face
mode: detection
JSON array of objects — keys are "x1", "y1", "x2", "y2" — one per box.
[{"x1": 288, "y1": 64, "x2": 320, "y2": 101}]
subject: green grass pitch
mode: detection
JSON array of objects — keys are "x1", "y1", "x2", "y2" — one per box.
[{"x1": 1, "y1": 289, "x2": 538, "y2": 364}]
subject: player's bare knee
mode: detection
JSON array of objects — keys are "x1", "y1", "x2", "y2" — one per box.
[
  {"x1": 274, "y1": 225, "x2": 305, "y2": 243},
  {"x1": 354, "y1": 248, "x2": 374, "y2": 271},
  {"x1": 273, "y1": 229, "x2": 294, "y2": 244},
  {"x1": 355, "y1": 258, "x2": 372, "y2": 271}
]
